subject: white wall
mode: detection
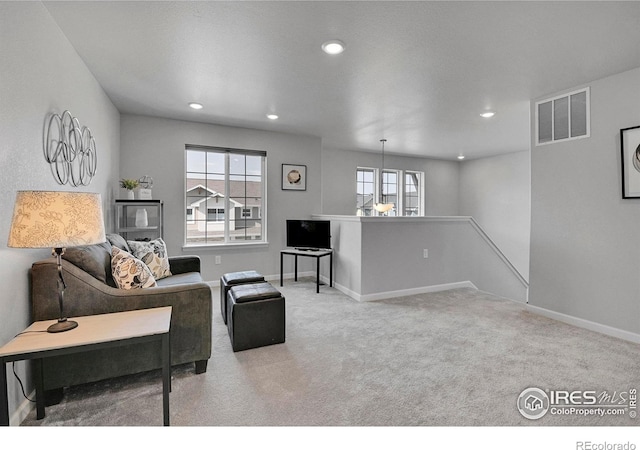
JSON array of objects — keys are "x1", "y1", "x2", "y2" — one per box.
[
  {"x1": 459, "y1": 151, "x2": 531, "y2": 280},
  {"x1": 321, "y1": 146, "x2": 460, "y2": 216},
  {"x1": 0, "y1": 2, "x2": 119, "y2": 423},
  {"x1": 529, "y1": 67, "x2": 640, "y2": 336},
  {"x1": 120, "y1": 114, "x2": 322, "y2": 281},
  {"x1": 320, "y1": 215, "x2": 528, "y2": 302}
]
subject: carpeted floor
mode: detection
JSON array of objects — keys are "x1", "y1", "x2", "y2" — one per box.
[{"x1": 20, "y1": 279, "x2": 640, "y2": 426}]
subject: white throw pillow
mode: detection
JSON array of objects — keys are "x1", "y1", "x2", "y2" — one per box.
[
  {"x1": 127, "y1": 238, "x2": 172, "y2": 280},
  {"x1": 111, "y1": 246, "x2": 157, "y2": 289}
]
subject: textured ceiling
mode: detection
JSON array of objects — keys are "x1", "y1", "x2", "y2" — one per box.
[{"x1": 45, "y1": 1, "x2": 640, "y2": 159}]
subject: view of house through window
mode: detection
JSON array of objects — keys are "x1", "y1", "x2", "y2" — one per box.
[
  {"x1": 356, "y1": 167, "x2": 423, "y2": 216},
  {"x1": 356, "y1": 168, "x2": 375, "y2": 216},
  {"x1": 404, "y1": 171, "x2": 421, "y2": 216},
  {"x1": 185, "y1": 146, "x2": 266, "y2": 245},
  {"x1": 382, "y1": 170, "x2": 399, "y2": 216}
]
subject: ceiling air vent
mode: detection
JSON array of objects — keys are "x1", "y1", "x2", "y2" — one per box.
[{"x1": 535, "y1": 87, "x2": 590, "y2": 146}]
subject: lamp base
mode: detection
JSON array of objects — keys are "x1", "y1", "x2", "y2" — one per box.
[{"x1": 47, "y1": 319, "x2": 78, "y2": 333}]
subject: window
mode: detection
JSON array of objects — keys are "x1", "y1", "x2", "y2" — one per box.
[
  {"x1": 356, "y1": 167, "x2": 424, "y2": 216},
  {"x1": 356, "y1": 168, "x2": 375, "y2": 216},
  {"x1": 536, "y1": 87, "x2": 590, "y2": 146},
  {"x1": 381, "y1": 170, "x2": 399, "y2": 217},
  {"x1": 404, "y1": 171, "x2": 422, "y2": 216},
  {"x1": 207, "y1": 208, "x2": 225, "y2": 222},
  {"x1": 185, "y1": 145, "x2": 266, "y2": 245}
]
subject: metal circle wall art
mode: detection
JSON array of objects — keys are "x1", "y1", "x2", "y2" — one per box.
[{"x1": 43, "y1": 110, "x2": 97, "y2": 186}]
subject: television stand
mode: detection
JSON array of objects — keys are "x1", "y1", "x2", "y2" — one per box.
[
  {"x1": 295, "y1": 247, "x2": 319, "y2": 252},
  {"x1": 280, "y1": 248, "x2": 333, "y2": 293}
]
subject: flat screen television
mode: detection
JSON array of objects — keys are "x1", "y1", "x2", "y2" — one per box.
[{"x1": 286, "y1": 219, "x2": 331, "y2": 250}]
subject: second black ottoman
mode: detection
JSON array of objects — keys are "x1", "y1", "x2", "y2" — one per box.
[
  {"x1": 227, "y1": 282, "x2": 285, "y2": 352},
  {"x1": 220, "y1": 270, "x2": 264, "y2": 324}
]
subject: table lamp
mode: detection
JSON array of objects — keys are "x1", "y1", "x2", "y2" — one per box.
[{"x1": 7, "y1": 191, "x2": 106, "y2": 333}]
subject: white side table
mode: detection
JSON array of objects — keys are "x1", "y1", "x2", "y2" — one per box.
[
  {"x1": 0, "y1": 307, "x2": 172, "y2": 426},
  {"x1": 280, "y1": 248, "x2": 333, "y2": 293}
]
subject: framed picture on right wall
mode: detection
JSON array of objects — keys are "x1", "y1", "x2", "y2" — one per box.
[{"x1": 620, "y1": 125, "x2": 640, "y2": 198}]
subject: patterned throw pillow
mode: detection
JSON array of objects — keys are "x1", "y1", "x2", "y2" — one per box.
[
  {"x1": 111, "y1": 246, "x2": 157, "y2": 289},
  {"x1": 127, "y1": 238, "x2": 172, "y2": 280}
]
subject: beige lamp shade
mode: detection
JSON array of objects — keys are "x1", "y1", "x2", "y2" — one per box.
[{"x1": 8, "y1": 191, "x2": 105, "y2": 248}]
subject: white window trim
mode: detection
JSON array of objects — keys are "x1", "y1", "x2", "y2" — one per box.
[
  {"x1": 535, "y1": 86, "x2": 590, "y2": 146},
  {"x1": 357, "y1": 167, "x2": 425, "y2": 217},
  {"x1": 403, "y1": 170, "x2": 424, "y2": 216},
  {"x1": 381, "y1": 168, "x2": 401, "y2": 216},
  {"x1": 184, "y1": 145, "x2": 267, "y2": 247}
]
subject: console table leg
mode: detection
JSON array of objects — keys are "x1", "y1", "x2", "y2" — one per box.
[
  {"x1": 316, "y1": 256, "x2": 320, "y2": 293},
  {"x1": 162, "y1": 333, "x2": 170, "y2": 426},
  {"x1": 0, "y1": 360, "x2": 8, "y2": 426},
  {"x1": 294, "y1": 255, "x2": 298, "y2": 282},
  {"x1": 34, "y1": 359, "x2": 45, "y2": 420},
  {"x1": 330, "y1": 251, "x2": 333, "y2": 287},
  {"x1": 280, "y1": 252, "x2": 284, "y2": 287}
]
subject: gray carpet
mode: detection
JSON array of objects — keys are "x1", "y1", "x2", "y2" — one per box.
[{"x1": 20, "y1": 280, "x2": 640, "y2": 426}]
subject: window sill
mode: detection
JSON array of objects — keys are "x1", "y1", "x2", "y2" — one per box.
[{"x1": 182, "y1": 241, "x2": 269, "y2": 251}]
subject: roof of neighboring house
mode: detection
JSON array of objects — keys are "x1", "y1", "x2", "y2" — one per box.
[
  {"x1": 186, "y1": 178, "x2": 262, "y2": 198},
  {"x1": 357, "y1": 194, "x2": 398, "y2": 209}
]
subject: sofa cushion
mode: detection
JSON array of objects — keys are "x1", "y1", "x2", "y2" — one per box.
[
  {"x1": 62, "y1": 241, "x2": 115, "y2": 287},
  {"x1": 106, "y1": 233, "x2": 131, "y2": 253},
  {"x1": 127, "y1": 238, "x2": 172, "y2": 280},
  {"x1": 156, "y1": 272, "x2": 203, "y2": 287},
  {"x1": 111, "y1": 246, "x2": 157, "y2": 289}
]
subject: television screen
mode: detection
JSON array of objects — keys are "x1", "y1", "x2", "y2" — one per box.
[{"x1": 286, "y1": 220, "x2": 331, "y2": 250}]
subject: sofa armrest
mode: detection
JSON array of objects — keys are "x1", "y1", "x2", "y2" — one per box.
[
  {"x1": 31, "y1": 259, "x2": 212, "y2": 365},
  {"x1": 168, "y1": 255, "x2": 201, "y2": 275}
]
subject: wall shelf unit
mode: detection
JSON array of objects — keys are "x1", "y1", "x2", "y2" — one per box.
[{"x1": 115, "y1": 199, "x2": 163, "y2": 241}]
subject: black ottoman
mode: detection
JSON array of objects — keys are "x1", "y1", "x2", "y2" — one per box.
[
  {"x1": 227, "y1": 282, "x2": 285, "y2": 352},
  {"x1": 220, "y1": 270, "x2": 264, "y2": 324}
]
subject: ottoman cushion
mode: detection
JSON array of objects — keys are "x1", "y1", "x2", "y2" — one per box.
[
  {"x1": 220, "y1": 270, "x2": 265, "y2": 324},
  {"x1": 222, "y1": 270, "x2": 264, "y2": 285},
  {"x1": 229, "y1": 282, "x2": 282, "y2": 304}
]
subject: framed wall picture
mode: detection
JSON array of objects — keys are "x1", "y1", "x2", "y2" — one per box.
[
  {"x1": 282, "y1": 164, "x2": 307, "y2": 191},
  {"x1": 620, "y1": 125, "x2": 640, "y2": 198}
]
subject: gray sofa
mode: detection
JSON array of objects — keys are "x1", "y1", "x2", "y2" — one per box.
[{"x1": 30, "y1": 234, "x2": 212, "y2": 399}]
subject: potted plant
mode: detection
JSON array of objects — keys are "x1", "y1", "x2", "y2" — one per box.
[{"x1": 119, "y1": 178, "x2": 139, "y2": 199}]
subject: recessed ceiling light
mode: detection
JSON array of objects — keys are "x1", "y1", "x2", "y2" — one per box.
[
  {"x1": 457, "y1": 155, "x2": 465, "y2": 160},
  {"x1": 189, "y1": 102, "x2": 203, "y2": 110},
  {"x1": 266, "y1": 114, "x2": 279, "y2": 120},
  {"x1": 480, "y1": 111, "x2": 495, "y2": 118},
  {"x1": 321, "y1": 40, "x2": 345, "y2": 55}
]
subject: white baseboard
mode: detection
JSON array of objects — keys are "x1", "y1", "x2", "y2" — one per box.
[
  {"x1": 11, "y1": 390, "x2": 34, "y2": 426},
  {"x1": 331, "y1": 280, "x2": 478, "y2": 302},
  {"x1": 527, "y1": 304, "x2": 640, "y2": 344}
]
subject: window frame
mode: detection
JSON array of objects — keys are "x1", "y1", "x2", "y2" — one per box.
[
  {"x1": 184, "y1": 145, "x2": 267, "y2": 248},
  {"x1": 356, "y1": 167, "x2": 377, "y2": 216},
  {"x1": 381, "y1": 169, "x2": 400, "y2": 217},
  {"x1": 403, "y1": 170, "x2": 424, "y2": 216},
  {"x1": 356, "y1": 166, "x2": 424, "y2": 217}
]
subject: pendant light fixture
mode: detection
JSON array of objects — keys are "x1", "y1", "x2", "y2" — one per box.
[{"x1": 374, "y1": 139, "x2": 394, "y2": 214}]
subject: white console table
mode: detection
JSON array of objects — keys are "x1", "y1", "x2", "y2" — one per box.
[
  {"x1": 280, "y1": 248, "x2": 333, "y2": 293},
  {"x1": 0, "y1": 307, "x2": 172, "y2": 426}
]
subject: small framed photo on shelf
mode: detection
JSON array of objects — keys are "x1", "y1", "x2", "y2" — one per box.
[
  {"x1": 282, "y1": 164, "x2": 307, "y2": 191},
  {"x1": 620, "y1": 125, "x2": 640, "y2": 198}
]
